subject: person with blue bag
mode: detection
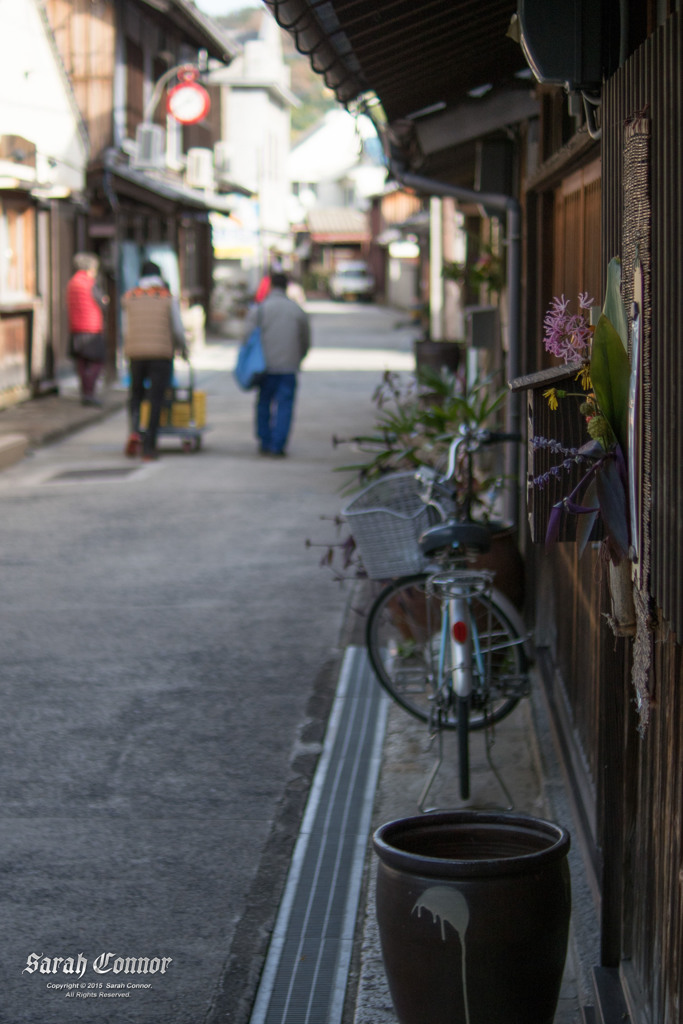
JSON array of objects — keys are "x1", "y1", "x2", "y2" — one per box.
[{"x1": 239, "y1": 271, "x2": 311, "y2": 457}]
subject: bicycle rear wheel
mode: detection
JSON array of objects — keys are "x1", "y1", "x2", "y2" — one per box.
[{"x1": 365, "y1": 573, "x2": 528, "y2": 730}]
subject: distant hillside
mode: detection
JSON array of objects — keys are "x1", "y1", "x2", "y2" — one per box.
[
  {"x1": 287, "y1": 49, "x2": 338, "y2": 141},
  {"x1": 216, "y1": 7, "x2": 338, "y2": 142}
]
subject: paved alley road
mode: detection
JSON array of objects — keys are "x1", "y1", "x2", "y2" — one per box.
[{"x1": 0, "y1": 303, "x2": 415, "y2": 1024}]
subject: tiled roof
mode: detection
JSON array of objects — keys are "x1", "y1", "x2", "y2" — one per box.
[{"x1": 306, "y1": 206, "x2": 370, "y2": 240}]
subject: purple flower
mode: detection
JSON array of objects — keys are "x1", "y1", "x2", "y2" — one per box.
[
  {"x1": 532, "y1": 436, "x2": 580, "y2": 458},
  {"x1": 543, "y1": 294, "x2": 595, "y2": 363},
  {"x1": 530, "y1": 436, "x2": 592, "y2": 489}
]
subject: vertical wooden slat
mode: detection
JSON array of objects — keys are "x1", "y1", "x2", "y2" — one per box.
[
  {"x1": 668, "y1": 15, "x2": 679, "y2": 634},
  {"x1": 601, "y1": 13, "x2": 683, "y2": 1021},
  {"x1": 603, "y1": 12, "x2": 683, "y2": 640}
]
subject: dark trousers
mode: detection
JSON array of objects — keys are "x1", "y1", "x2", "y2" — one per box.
[
  {"x1": 256, "y1": 373, "x2": 297, "y2": 454},
  {"x1": 76, "y1": 357, "x2": 103, "y2": 400},
  {"x1": 129, "y1": 358, "x2": 172, "y2": 456}
]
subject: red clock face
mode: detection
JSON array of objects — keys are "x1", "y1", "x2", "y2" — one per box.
[{"x1": 166, "y1": 82, "x2": 211, "y2": 125}]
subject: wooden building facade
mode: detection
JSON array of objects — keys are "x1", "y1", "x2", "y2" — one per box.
[
  {"x1": 265, "y1": 0, "x2": 683, "y2": 1019},
  {"x1": 519, "y1": 6, "x2": 683, "y2": 1021}
]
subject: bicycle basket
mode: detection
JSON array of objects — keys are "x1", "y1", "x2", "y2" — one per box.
[{"x1": 342, "y1": 472, "x2": 439, "y2": 579}]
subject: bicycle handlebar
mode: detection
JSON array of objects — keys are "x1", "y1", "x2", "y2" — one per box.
[
  {"x1": 443, "y1": 427, "x2": 521, "y2": 483},
  {"x1": 415, "y1": 427, "x2": 522, "y2": 516},
  {"x1": 476, "y1": 430, "x2": 523, "y2": 445}
]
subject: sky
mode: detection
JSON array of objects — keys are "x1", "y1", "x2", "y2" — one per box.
[{"x1": 195, "y1": 0, "x2": 260, "y2": 15}]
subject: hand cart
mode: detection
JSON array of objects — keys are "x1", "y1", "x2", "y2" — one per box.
[{"x1": 140, "y1": 360, "x2": 206, "y2": 452}]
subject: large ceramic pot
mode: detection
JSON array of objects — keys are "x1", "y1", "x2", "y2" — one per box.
[
  {"x1": 472, "y1": 523, "x2": 525, "y2": 610},
  {"x1": 373, "y1": 811, "x2": 571, "y2": 1024},
  {"x1": 414, "y1": 338, "x2": 464, "y2": 374}
]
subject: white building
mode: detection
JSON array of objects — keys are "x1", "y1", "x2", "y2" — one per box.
[
  {"x1": 0, "y1": 0, "x2": 88, "y2": 394},
  {"x1": 287, "y1": 108, "x2": 387, "y2": 289},
  {"x1": 288, "y1": 108, "x2": 386, "y2": 223},
  {"x1": 0, "y1": 0, "x2": 88, "y2": 200},
  {"x1": 208, "y1": 11, "x2": 298, "y2": 280}
]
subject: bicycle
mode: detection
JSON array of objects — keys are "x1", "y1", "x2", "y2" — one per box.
[{"x1": 344, "y1": 426, "x2": 531, "y2": 806}]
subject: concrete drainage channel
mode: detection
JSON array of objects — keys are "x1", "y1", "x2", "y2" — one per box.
[{"x1": 248, "y1": 645, "x2": 388, "y2": 1024}]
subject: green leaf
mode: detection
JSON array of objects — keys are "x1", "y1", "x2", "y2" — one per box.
[
  {"x1": 576, "y1": 478, "x2": 600, "y2": 557},
  {"x1": 595, "y1": 457, "x2": 630, "y2": 563},
  {"x1": 590, "y1": 314, "x2": 630, "y2": 456},
  {"x1": 602, "y1": 257, "x2": 628, "y2": 351}
]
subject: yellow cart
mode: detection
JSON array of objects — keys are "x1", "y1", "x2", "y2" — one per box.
[{"x1": 140, "y1": 362, "x2": 207, "y2": 452}]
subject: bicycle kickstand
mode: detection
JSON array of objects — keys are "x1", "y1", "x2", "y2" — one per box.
[
  {"x1": 484, "y1": 723, "x2": 515, "y2": 812},
  {"x1": 418, "y1": 727, "x2": 444, "y2": 813}
]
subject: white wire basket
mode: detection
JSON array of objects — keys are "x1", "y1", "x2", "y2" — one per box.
[{"x1": 342, "y1": 472, "x2": 440, "y2": 579}]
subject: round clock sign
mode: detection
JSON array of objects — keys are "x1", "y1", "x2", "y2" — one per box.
[{"x1": 166, "y1": 74, "x2": 211, "y2": 125}]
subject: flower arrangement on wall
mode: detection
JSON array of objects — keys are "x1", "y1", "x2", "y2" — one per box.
[{"x1": 531, "y1": 259, "x2": 631, "y2": 567}]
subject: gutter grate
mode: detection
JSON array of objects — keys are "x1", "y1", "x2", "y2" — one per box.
[
  {"x1": 249, "y1": 645, "x2": 388, "y2": 1024},
  {"x1": 47, "y1": 467, "x2": 141, "y2": 482}
]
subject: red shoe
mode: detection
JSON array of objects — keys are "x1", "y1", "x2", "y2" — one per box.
[{"x1": 124, "y1": 433, "x2": 141, "y2": 457}]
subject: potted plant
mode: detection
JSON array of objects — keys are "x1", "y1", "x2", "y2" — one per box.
[
  {"x1": 334, "y1": 365, "x2": 508, "y2": 503},
  {"x1": 443, "y1": 242, "x2": 505, "y2": 297},
  {"x1": 313, "y1": 367, "x2": 525, "y2": 608}
]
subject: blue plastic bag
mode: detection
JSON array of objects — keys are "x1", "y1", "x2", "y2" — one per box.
[{"x1": 234, "y1": 319, "x2": 266, "y2": 390}]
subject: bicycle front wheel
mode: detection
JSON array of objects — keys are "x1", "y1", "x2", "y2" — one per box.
[{"x1": 365, "y1": 573, "x2": 528, "y2": 730}]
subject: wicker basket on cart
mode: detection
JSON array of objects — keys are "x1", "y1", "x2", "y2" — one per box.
[{"x1": 342, "y1": 472, "x2": 439, "y2": 579}]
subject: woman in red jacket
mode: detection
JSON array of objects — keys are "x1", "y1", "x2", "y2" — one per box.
[{"x1": 66, "y1": 252, "x2": 108, "y2": 405}]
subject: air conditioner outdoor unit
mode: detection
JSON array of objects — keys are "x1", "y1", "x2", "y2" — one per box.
[
  {"x1": 133, "y1": 124, "x2": 165, "y2": 169},
  {"x1": 213, "y1": 141, "x2": 232, "y2": 179},
  {"x1": 186, "y1": 147, "x2": 214, "y2": 190},
  {"x1": 517, "y1": 0, "x2": 608, "y2": 92}
]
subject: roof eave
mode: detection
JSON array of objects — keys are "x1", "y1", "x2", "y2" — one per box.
[
  {"x1": 263, "y1": 1, "x2": 531, "y2": 176},
  {"x1": 138, "y1": 0, "x2": 240, "y2": 64},
  {"x1": 262, "y1": 0, "x2": 366, "y2": 104},
  {"x1": 100, "y1": 153, "x2": 251, "y2": 214}
]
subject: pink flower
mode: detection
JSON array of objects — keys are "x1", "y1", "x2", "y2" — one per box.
[{"x1": 543, "y1": 293, "x2": 595, "y2": 363}]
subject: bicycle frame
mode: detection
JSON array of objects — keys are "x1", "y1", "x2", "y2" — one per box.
[
  {"x1": 447, "y1": 594, "x2": 473, "y2": 699},
  {"x1": 434, "y1": 573, "x2": 495, "y2": 703}
]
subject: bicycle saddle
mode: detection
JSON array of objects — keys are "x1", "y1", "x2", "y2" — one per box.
[{"x1": 419, "y1": 519, "x2": 492, "y2": 555}]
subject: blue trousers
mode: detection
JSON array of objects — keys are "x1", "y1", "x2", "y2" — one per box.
[{"x1": 256, "y1": 373, "x2": 297, "y2": 454}]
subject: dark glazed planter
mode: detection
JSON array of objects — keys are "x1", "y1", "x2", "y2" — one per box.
[
  {"x1": 373, "y1": 811, "x2": 571, "y2": 1024},
  {"x1": 414, "y1": 338, "x2": 464, "y2": 374},
  {"x1": 472, "y1": 524, "x2": 525, "y2": 610}
]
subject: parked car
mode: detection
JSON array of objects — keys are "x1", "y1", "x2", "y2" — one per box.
[{"x1": 329, "y1": 261, "x2": 375, "y2": 301}]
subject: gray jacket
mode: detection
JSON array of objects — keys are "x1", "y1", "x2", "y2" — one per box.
[{"x1": 244, "y1": 287, "x2": 310, "y2": 373}]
